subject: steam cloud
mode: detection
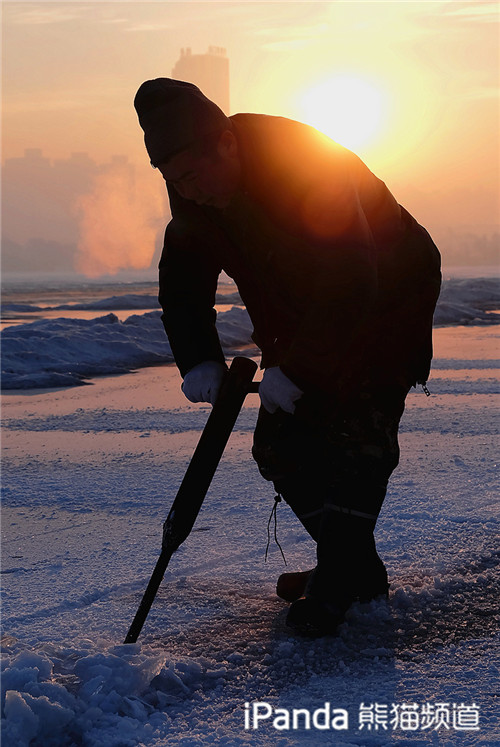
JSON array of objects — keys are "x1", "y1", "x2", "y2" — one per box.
[{"x1": 75, "y1": 160, "x2": 166, "y2": 277}]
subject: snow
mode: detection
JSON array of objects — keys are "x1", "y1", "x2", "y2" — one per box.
[
  {"x1": 2, "y1": 303, "x2": 499, "y2": 745},
  {"x1": 1, "y1": 307, "x2": 253, "y2": 390},
  {"x1": 1, "y1": 290, "x2": 242, "y2": 316},
  {"x1": 1, "y1": 277, "x2": 499, "y2": 391}
]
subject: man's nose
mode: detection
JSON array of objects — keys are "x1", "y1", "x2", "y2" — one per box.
[{"x1": 176, "y1": 181, "x2": 201, "y2": 202}]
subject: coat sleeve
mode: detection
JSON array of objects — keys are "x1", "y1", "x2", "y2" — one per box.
[{"x1": 158, "y1": 210, "x2": 226, "y2": 378}]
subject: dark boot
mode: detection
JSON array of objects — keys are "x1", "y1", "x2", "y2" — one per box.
[
  {"x1": 277, "y1": 560, "x2": 389, "y2": 604},
  {"x1": 357, "y1": 554, "x2": 389, "y2": 601},
  {"x1": 276, "y1": 569, "x2": 314, "y2": 602},
  {"x1": 286, "y1": 595, "x2": 351, "y2": 637},
  {"x1": 285, "y1": 550, "x2": 389, "y2": 636}
]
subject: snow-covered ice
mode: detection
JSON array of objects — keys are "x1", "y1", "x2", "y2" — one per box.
[
  {"x1": 1, "y1": 290, "x2": 243, "y2": 316},
  {"x1": 1, "y1": 277, "x2": 499, "y2": 390},
  {"x1": 0, "y1": 306, "x2": 253, "y2": 390},
  {"x1": 2, "y1": 303, "x2": 499, "y2": 745}
]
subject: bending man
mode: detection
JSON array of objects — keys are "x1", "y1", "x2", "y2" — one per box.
[{"x1": 134, "y1": 78, "x2": 441, "y2": 636}]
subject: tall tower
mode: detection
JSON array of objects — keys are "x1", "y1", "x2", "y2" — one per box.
[{"x1": 172, "y1": 47, "x2": 230, "y2": 113}]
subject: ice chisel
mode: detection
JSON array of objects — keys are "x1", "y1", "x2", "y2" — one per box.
[{"x1": 124, "y1": 355, "x2": 258, "y2": 644}]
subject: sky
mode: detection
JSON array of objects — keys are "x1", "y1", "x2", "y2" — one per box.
[{"x1": 1, "y1": 1, "x2": 499, "y2": 275}]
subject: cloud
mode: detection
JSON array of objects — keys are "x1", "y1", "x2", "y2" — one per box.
[
  {"x1": 254, "y1": 22, "x2": 329, "y2": 41},
  {"x1": 262, "y1": 39, "x2": 318, "y2": 52},
  {"x1": 6, "y1": 3, "x2": 135, "y2": 29},
  {"x1": 254, "y1": 22, "x2": 329, "y2": 38},
  {"x1": 444, "y1": 2, "x2": 499, "y2": 22},
  {"x1": 465, "y1": 86, "x2": 500, "y2": 100},
  {"x1": 253, "y1": 21, "x2": 329, "y2": 51},
  {"x1": 124, "y1": 22, "x2": 175, "y2": 33},
  {"x1": 7, "y1": 5, "x2": 93, "y2": 26},
  {"x1": 4, "y1": 98, "x2": 93, "y2": 114}
]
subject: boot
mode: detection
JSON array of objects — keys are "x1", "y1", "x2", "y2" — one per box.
[
  {"x1": 286, "y1": 595, "x2": 351, "y2": 637},
  {"x1": 276, "y1": 569, "x2": 314, "y2": 602},
  {"x1": 276, "y1": 565, "x2": 389, "y2": 604}
]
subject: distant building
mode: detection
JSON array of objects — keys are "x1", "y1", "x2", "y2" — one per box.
[{"x1": 172, "y1": 46, "x2": 230, "y2": 113}]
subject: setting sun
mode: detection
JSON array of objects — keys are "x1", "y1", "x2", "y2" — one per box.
[{"x1": 298, "y1": 74, "x2": 387, "y2": 151}]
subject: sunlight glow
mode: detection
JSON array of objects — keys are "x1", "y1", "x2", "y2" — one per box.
[{"x1": 298, "y1": 74, "x2": 387, "y2": 152}]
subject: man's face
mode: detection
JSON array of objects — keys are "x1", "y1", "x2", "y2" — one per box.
[{"x1": 158, "y1": 130, "x2": 241, "y2": 209}]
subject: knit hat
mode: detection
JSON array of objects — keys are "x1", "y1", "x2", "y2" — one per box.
[{"x1": 134, "y1": 78, "x2": 231, "y2": 166}]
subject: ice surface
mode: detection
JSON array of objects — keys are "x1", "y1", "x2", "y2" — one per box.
[
  {"x1": 1, "y1": 321, "x2": 499, "y2": 745},
  {"x1": 1, "y1": 277, "x2": 499, "y2": 390}
]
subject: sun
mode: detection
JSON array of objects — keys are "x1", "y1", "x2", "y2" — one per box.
[{"x1": 298, "y1": 74, "x2": 387, "y2": 152}]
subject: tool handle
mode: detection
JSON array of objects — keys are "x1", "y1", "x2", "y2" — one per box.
[
  {"x1": 161, "y1": 356, "x2": 258, "y2": 551},
  {"x1": 123, "y1": 356, "x2": 258, "y2": 644},
  {"x1": 124, "y1": 548, "x2": 173, "y2": 644}
]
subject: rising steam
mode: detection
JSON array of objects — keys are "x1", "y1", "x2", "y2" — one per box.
[{"x1": 75, "y1": 159, "x2": 167, "y2": 277}]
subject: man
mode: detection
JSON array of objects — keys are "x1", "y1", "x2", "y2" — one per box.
[{"x1": 134, "y1": 78, "x2": 441, "y2": 636}]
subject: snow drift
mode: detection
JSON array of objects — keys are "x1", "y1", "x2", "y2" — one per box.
[
  {"x1": 1, "y1": 307, "x2": 253, "y2": 390},
  {"x1": 1, "y1": 277, "x2": 498, "y2": 390}
]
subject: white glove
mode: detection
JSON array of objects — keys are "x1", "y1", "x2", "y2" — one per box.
[
  {"x1": 181, "y1": 361, "x2": 227, "y2": 405},
  {"x1": 259, "y1": 366, "x2": 303, "y2": 414}
]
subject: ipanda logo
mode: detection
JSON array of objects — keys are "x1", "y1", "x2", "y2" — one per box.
[{"x1": 244, "y1": 701, "x2": 349, "y2": 731}]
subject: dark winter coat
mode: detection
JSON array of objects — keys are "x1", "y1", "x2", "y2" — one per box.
[{"x1": 158, "y1": 114, "x2": 441, "y2": 407}]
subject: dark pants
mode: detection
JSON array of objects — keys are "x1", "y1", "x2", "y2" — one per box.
[{"x1": 252, "y1": 384, "x2": 409, "y2": 602}]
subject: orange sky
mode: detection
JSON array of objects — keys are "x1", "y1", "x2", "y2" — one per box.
[{"x1": 2, "y1": 1, "x2": 499, "y2": 235}]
